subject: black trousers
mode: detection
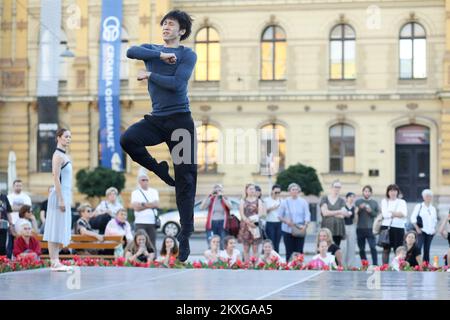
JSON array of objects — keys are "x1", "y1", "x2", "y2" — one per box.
[
  {"x1": 90, "y1": 214, "x2": 112, "y2": 235},
  {"x1": 356, "y1": 228, "x2": 378, "y2": 265},
  {"x1": 121, "y1": 112, "x2": 197, "y2": 233},
  {"x1": 418, "y1": 232, "x2": 434, "y2": 263},
  {"x1": 0, "y1": 229, "x2": 7, "y2": 256},
  {"x1": 283, "y1": 231, "x2": 305, "y2": 262}
]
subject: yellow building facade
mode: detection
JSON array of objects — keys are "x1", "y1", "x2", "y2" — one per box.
[{"x1": 1, "y1": 0, "x2": 450, "y2": 212}]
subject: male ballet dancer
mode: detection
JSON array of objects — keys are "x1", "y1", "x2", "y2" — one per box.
[{"x1": 121, "y1": 10, "x2": 197, "y2": 262}]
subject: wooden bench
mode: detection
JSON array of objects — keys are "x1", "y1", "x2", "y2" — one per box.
[{"x1": 36, "y1": 234, "x2": 123, "y2": 260}]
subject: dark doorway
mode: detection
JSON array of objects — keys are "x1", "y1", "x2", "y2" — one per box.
[{"x1": 395, "y1": 125, "x2": 430, "y2": 202}]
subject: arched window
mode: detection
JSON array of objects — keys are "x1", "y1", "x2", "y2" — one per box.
[
  {"x1": 330, "y1": 24, "x2": 356, "y2": 80},
  {"x1": 197, "y1": 123, "x2": 220, "y2": 173},
  {"x1": 260, "y1": 124, "x2": 286, "y2": 175},
  {"x1": 120, "y1": 27, "x2": 129, "y2": 80},
  {"x1": 329, "y1": 124, "x2": 355, "y2": 172},
  {"x1": 261, "y1": 25, "x2": 286, "y2": 80},
  {"x1": 195, "y1": 27, "x2": 220, "y2": 81},
  {"x1": 399, "y1": 22, "x2": 426, "y2": 79}
]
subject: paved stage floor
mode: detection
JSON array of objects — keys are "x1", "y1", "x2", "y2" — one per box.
[{"x1": 0, "y1": 267, "x2": 449, "y2": 300}]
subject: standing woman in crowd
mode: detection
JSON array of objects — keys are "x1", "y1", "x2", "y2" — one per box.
[
  {"x1": 380, "y1": 184, "x2": 408, "y2": 265},
  {"x1": 237, "y1": 184, "x2": 264, "y2": 262},
  {"x1": 278, "y1": 183, "x2": 311, "y2": 261},
  {"x1": 342, "y1": 192, "x2": 357, "y2": 267},
  {"x1": 264, "y1": 184, "x2": 283, "y2": 253},
  {"x1": 404, "y1": 231, "x2": 422, "y2": 267},
  {"x1": 43, "y1": 128, "x2": 73, "y2": 272},
  {"x1": 410, "y1": 189, "x2": 437, "y2": 263},
  {"x1": 320, "y1": 180, "x2": 347, "y2": 246}
]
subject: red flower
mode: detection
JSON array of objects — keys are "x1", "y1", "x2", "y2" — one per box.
[
  {"x1": 361, "y1": 260, "x2": 369, "y2": 267},
  {"x1": 192, "y1": 261, "x2": 202, "y2": 269},
  {"x1": 336, "y1": 266, "x2": 344, "y2": 272},
  {"x1": 249, "y1": 256, "x2": 257, "y2": 264}
]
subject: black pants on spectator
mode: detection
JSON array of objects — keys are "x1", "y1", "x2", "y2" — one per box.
[
  {"x1": 283, "y1": 231, "x2": 305, "y2": 262},
  {"x1": 332, "y1": 235, "x2": 342, "y2": 247},
  {"x1": 0, "y1": 229, "x2": 7, "y2": 256},
  {"x1": 121, "y1": 112, "x2": 197, "y2": 235},
  {"x1": 356, "y1": 228, "x2": 378, "y2": 265},
  {"x1": 135, "y1": 224, "x2": 157, "y2": 250},
  {"x1": 90, "y1": 214, "x2": 112, "y2": 235},
  {"x1": 418, "y1": 232, "x2": 434, "y2": 263}
]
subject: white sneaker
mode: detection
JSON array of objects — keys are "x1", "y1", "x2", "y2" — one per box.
[{"x1": 50, "y1": 263, "x2": 73, "y2": 272}]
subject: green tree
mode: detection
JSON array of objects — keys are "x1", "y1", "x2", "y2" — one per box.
[
  {"x1": 76, "y1": 167, "x2": 125, "y2": 199},
  {"x1": 276, "y1": 163, "x2": 323, "y2": 196}
]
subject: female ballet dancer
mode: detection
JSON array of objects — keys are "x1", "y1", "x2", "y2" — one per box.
[{"x1": 43, "y1": 128, "x2": 73, "y2": 271}]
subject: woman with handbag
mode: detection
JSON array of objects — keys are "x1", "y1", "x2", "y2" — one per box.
[
  {"x1": 237, "y1": 184, "x2": 264, "y2": 262},
  {"x1": 380, "y1": 184, "x2": 408, "y2": 264},
  {"x1": 278, "y1": 183, "x2": 311, "y2": 261},
  {"x1": 410, "y1": 189, "x2": 437, "y2": 263}
]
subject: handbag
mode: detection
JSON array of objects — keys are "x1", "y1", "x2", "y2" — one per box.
[
  {"x1": 248, "y1": 214, "x2": 262, "y2": 239},
  {"x1": 291, "y1": 224, "x2": 306, "y2": 238},
  {"x1": 225, "y1": 215, "x2": 240, "y2": 237},
  {"x1": 416, "y1": 204, "x2": 423, "y2": 229},
  {"x1": 372, "y1": 214, "x2": 382, "y2": 235},
  {"x1": 139, "y1": 189, "x2": 161, "y2": 228},
  {"x1": 377, "y1": 200, "x2": 398, "y2": 247},
  {"x1": 286, "y1": 199, "x2": 307, "y2": 238}
]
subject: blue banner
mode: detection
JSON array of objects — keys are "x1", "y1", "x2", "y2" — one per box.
[{"x1": 98, "y1": 0, "x2": 123, "y2": 171}]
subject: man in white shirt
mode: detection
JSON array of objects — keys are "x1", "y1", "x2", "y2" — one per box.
[
  {"x1": 131, "y1": 173, "x2": 159, "y2": 248},
  {"x1": 7, "y1": 179, "x2": 32, "y2": 257}
]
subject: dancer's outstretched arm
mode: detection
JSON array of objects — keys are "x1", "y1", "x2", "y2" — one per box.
[
  {"x1": 148, "y1": 51, "x2": 196, "y2": 91},
  {"x1": 127, "y1": 44, "x2": 177, "y2": 64}
]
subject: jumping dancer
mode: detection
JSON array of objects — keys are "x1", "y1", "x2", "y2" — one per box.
[{"x1": 121, "y1": 10, "x2": 197, "y2": 262}]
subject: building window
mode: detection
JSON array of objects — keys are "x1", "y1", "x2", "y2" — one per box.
[
  {"x1": 195, "y1": 27, "x2": 220, "y2": 81},
  {"x1": 59, "y1": 31, "x2": 69, "y2": 83},
  {"x1": 120, "y1": 27, "x2": 129, "y2": 80},
  {"x1": 261, "y1": 25, "x2": 286, "y2": 81},
  {"x1": 330, "y1": 24, "x2": 356, "y2": 80},
  {"x1": 37, "y1": 125, "x2": 57, "y2": 173},
  {"x1": 399, "y1": 22, "x2": 426, "y2": 79},
  {"x1": 98, "y1": 129, "x2": 127, "y2": 170},
  {"x1": 260, "y1": 124, "x2": 286, "y2": 175},
  {"x1": 197, "y1": 123, "x2": 219, "y2": 173},
  {"x1": 329, "y1": 124, "x2": 355, "y2": 172}
]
